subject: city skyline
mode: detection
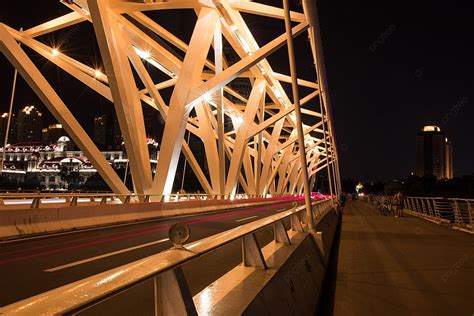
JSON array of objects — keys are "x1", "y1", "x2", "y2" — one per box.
[
  {"x1": 0, "y1": 106, "x2": 132, "y2": 148},
  {"x1": 2, "y1": 103, "x2": 469, "y2": 181}
]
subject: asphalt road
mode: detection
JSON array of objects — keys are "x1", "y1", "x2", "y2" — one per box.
[
  {"x1": 0, "y1": 200, "x2": 299, "y2": 306},
  {"x1": 333, "y1": 200, "x2": 474, "y2": 316}
]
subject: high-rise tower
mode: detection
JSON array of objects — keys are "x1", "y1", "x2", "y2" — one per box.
[
  {"x1": 415, "y1": 125, "x2": 453, "y2": 179},
  {"x1": 16, "y1": 106, "x2": 43, "y2": 143}
]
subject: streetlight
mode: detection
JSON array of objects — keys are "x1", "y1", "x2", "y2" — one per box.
[{"x1": 94, "y1": 69, "x2": 103, "y2": 79}]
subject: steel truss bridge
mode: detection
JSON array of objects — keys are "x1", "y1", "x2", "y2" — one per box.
[
  {"x1": 0, "y1": 0, "x2": 340, "y2": 200},
  {"x1": 0, "y1": 2, "x2": 342, "y2": 313}
]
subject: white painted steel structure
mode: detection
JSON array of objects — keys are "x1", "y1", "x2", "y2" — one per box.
[{"x1": 0, "y1": 0, "x2": 340, "y2": 200}]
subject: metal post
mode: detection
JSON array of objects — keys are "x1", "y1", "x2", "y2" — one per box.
[
  {"x1": 330, "y1": 141, "x2": 339, "y2": 195},
  {"x1": 123, "y1": 159, "x2": 129, "y2": 185},
  {"x1": 318, "y1": 94, "x2": 334, "y2": 197},
  {"x1": 256, "y1": 96, "x2": 264, "y2": 192},
  {"x1": 307, "y1": 21, "x2": 334, "y2": 198},
  {"x1": 180, "y1": 130, "x2": 191, "y2": 192},
  {"x1": 214, "y1": 22, "x2": 226, "y2": 198},
  {"x1": 283, "y1": 0, "x2": 315, "y2": 232},
  {"x1": 302, "y1": 1, "x2": 340, "y2": 197},
  {"x1": 334, "y1": 147, "x2": 342, "y2": 194}
]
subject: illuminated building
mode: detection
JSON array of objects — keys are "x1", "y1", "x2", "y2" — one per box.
[
  {"x1": 415, "y1": 125, "x2": 453, "y2": 179},
  {"x1": 94, "y1": 114, "x2": 122, "y2": 150},
  {"x1": 143, "y1": 107, "x2": 158, "y2": 140},
  {"x1": 0, "y1": 112, "x2": 17, "y2": 144},
  {"x1": 93, "y1": 115, "x2": 109, "y2": 150},
  {"x1": 42, "y1": 124, "x2": 64, "y2": 145},
  {"x1": 0, "y1": 136, "x2": 159, "y2": 190},
  {"x1": 113, "y1": 117, "x2": 122, "y2": 150},
  {"x1": 445, "y1": 138, "x2": 453, "y2": 179},
  {"x1": 16, "y1": 105, "x2": 43, "y2": 143}
]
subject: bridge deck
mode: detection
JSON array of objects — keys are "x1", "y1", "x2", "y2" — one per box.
[{"x1": 332, "y1": 200, "x2": 474, "y2": 315}]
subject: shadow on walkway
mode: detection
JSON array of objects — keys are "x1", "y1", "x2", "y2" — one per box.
[{"x1": 316, "y1": 208, "x2": 342, "y2": 315}]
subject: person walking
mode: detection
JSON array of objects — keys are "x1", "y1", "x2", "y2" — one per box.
[
  {"x1": 338, "y1": 192, "x2": 346, "y2": 211},
  {"x1": 393, "y1": 191, "x2": 404, "y2": 217}
]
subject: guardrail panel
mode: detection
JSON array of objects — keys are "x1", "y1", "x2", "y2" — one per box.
[{"x1": 402, "y1": 197, "x2": 473, "y2": 231}]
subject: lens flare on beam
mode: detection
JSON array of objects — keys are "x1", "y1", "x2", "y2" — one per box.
[{"x1": 94, "y1": 69, "x2": 103, "y2": 78}]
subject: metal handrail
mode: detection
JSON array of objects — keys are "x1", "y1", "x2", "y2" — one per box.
[
  {"x1": 403, "y1": 196, "x2": 474, "y2": 231},
  {"x1": 0, "y1": 198, "x2": 335, "y2": 315},
  {"x1": 371, "y1": 196, "x2": 473, "y2": 231},
  {"x1": 0, "y1": 192, "x2": 298, "y2": 208}
]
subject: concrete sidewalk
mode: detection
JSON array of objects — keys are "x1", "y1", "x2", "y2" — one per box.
[{"x1": 332, "y1": 200, "x2": 474, "y2": 315}]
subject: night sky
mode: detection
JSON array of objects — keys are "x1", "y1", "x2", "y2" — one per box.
[
  {"x1": 1, "y1": 0, "x2": 473, "y2": 181},
  {"x1": 317, "y1": 0, "x2": 474, "y2": 180}
]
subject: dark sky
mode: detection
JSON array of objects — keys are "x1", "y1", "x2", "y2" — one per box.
[
  {"x1": 1, "y1": 0, "x2": 473, "y2": 181},
  {"x1": 317, "y1": 0, "x2": 474, "y2": 180}
]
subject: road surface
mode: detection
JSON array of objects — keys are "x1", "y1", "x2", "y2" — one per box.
[{"x1": 0, "y1": 199, "x2": 299, "y2": 306}]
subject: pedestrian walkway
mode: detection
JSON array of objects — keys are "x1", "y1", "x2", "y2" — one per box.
[{"x1": 332, "y1": 200, "x2": 474, "y2": 315}]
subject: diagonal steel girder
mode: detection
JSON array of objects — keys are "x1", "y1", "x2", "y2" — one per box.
[
  {"x1": 151, "y1": 8, "x2": 220, "y2": 198},
  {"x1": 88, "y1": 0, "x2": 152, "y2": 195}
]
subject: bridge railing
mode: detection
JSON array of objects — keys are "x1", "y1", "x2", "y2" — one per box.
[
  {"x1": 0, "y1": 198, "x2": 335, "y2": 315},
  {"x1": 404, "y1": 196, "x2": 473, "y2": 231},
  {"x1": 0, "y1": 192, "x2": 296, "y2": 209}
]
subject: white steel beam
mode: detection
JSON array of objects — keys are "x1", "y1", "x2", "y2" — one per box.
[
  {"x1": 88, "y1": 0, "x2": 152, "y2": 196},
  {"x1": 229, "y1": 2, "x2": 306, "y2": 22},
  {"x1": 185, "y1": 22, "x2": 309, "y2": 107},
  {"x1": 23, "y1": 12, "x2": 86, "y2": 37},
  {"x1": 225, "y1": 79, "x2": 265, "y2": 194},
  {"x1": 151, "y1": 8, "x2": 219, "y2": 198}
]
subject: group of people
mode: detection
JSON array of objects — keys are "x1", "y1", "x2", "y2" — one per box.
[
  {"x1": 337, "y1": 192, "x2": 405, "y2": 217},
  {"x1": 371, "y1": 192, "x2": 404, "y2": 217}
]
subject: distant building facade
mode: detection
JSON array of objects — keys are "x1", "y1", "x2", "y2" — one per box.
[
  {"x1": 0, "y1": 112, "x2": 17, "y2": 145},
  {"x1": 16, "y1": 106, "x2": 43, "y2": 143},
  {"x1": 0, "y1": 136, "x2": 159, "y2": 190},
  {"x1": 93, "y1": 115, "x2": 109, "y2": 149},
  {"x1": 445, "y1": 138, "x2": 454, "y2": 179},
  {"x1": 415, "y1": 125, "x2": 453, "y2": 179},
  {"x1": 42, "y1": 124, "x2": 64, "y2": 145},
  {"x1": 0, "y1": 104, "x2": 162, "y2": 189},
  {"x1": 93, "y1": 114, "x2": 122, "y2": 150},
  {"x1": 113, "y1": 117, "x2": 122, "y2": 149}
]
